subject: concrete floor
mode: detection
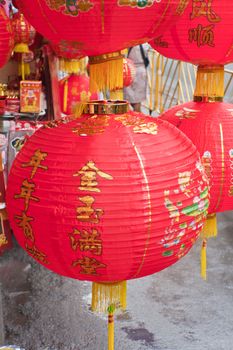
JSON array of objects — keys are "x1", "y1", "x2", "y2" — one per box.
[{"x1": 0, "y1": 212, "x2": 233, "y2": 350}]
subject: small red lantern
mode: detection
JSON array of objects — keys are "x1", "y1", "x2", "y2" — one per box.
[
  {"x1": 59, "y1": 74, "x2": 98, "y2": 115},
  {"x1": 12, "y1": 12, "x2": 36, "y2": 53},
  {"x1": 6, "y1": 101, "x2": 209, "y2": 347},
  {"x1": 160, "y1": 100, "x2": 233, "y2": 278},
  {"x1": 0, "y1": 6, "x2": 14, "y2": 68},
  {"x1": 123, "y1": 58, "x2": 136, "y2": 87},
  {"x1": 12, "y1": 12, "x2": 36, "y2": 79}
]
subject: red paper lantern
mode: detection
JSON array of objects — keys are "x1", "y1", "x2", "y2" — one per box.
[
  {"x1": 6, "y1": 100, "x2": 209, "y2": 345},
  {"x1": 123, "y1": 58, "x2": 136, "y2": 87},
  {"x1": 160, "y1": 101, "x2": 233, "y2": 214},
  {"x1": 0, "y1": 7, "x2": 14, "y2": 68},
  {"x1": 12, "y1": 12, "x2": 36, "y2": 53},
  {"x1": 151, "y1": 0, "x2": 233, "y2": 66},
  {"x1": 160, "y1": 100, "x2": 233, "y2": 279},
  {"x1": 17, "y1": 0, "x2": 188, "y2": 57},
  {"x1": 7, "y1": 101, "x2": 209, "y2": 283},
  {"x1": 59, "y1": 74, "x2": 98, "y2": 114}
]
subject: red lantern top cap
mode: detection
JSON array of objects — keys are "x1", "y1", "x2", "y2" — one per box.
[{"x1": 84, "y1": 100, "x2": 129, "y2": 114}]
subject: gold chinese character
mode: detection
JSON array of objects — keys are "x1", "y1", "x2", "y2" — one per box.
[
  {"x1": 73, "y1": 161, "x2": 113, "y2": 192},
  {"x1": 25, "y1": 243, "x2": 49, "y2": 264},
  {"x1": 189, "y1": 24, "x2": 215, "y2": 47},
  {"x1": 15, "y1": 211, "x2": 34, "y2": 242},
  {"x1": 69, "y1": 228, "x2": 102, "y2": 255},
  {"x1": 190, "y1": 0, "x2": 221, "y2": 23},
  {"x1": 76, "y1": 196, "x2": 103, "y2": 223},
  {"x1": 72, "y1": 256, "x2": 106, "y2": 275},
  {"x1": 22, "y1": 149, "x2": 48, "y2": 179},
  {"x1": 176, "y1": 0, "x2": 188, "y2": 16},
  {"x1": 229, "y1": 186, "x2": 233, "y2": 197},
  {"x1": 14, "y1": 180, "x2": 39, "y2": 211}
]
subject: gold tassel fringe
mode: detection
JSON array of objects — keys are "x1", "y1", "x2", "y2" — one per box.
[
  {"x1": 89, "y1": 52, "x2": 123, "y2": 93},
  {"x1": 201, "y1": 239, "x2": 207, "y2": 280},
  {"x1": 91, "y1": 281, "x2": 127, "y2": 313},
  {"x1": 59, "y1": 58, "x2": 87, "y2": 74},
  {"x1": 200, "y1": 213, "x2": 217, "y2": 239},
  {"x1": 18, "y1": 62, "x2": 30, "y2": 78},
  {"x1": 194, "y1": 65, "x2": 224, "y2": 98}
]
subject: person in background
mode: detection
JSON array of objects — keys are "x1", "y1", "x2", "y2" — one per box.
[{"x1": 124, "y1": 44, "x2": 149, "y2": 112}]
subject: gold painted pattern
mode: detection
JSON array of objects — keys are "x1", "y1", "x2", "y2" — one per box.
[
  {"x1": 115, "y1": 114, "x2": 158, "y2": 134},
  {"x1": 36, "y1": 0, "x2": 58, "y2": 34},
  {"x1": 132, "y1": 142, "x2": 152, "y2": 278},
  {"x1": 214, "y1": 123, "x2": 225, "y2": 211}
]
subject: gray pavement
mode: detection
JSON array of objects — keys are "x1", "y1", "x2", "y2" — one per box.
[{"x1": 0, "y1": 212, "x2": 233, "y2": 350}]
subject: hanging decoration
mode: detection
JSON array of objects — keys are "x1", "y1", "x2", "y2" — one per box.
[
  {"x1": 16, "y1": 0, "x2": 189, "y2": 92},
  {"x1": 150, "y1": 0, "x2": 233, "y2": 279},
  {"x1": 160, "y1": 101, "x2": 233, "y2": 279},
  {"x1": 150, "y1": 0, "x2": 233, "y2": 99},
  {"x1": 51, "y1": 42, "x2": 87, "y2": 74},
  {"x1": 59, "y1": 74, "x2": 98, "y2": 115},
  {"x1": 123, "y1": 58, "x2": 136, "y2": 88},
  {"x1": 7, "y1": 100, "x2": 209, "y2": 350},
  {"x1": 0, "y1": 6, "x2": 14, "y2": 69},
  {"x1": 12, "y1": 12, "x2": 36, "y2": 80}
]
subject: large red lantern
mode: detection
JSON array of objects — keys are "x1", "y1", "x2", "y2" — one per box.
[
  {"x1": 0, "y1": 7, "x2": 14, "y2": 69},
  {"x1": 151, "y1": 0, "x2": 233, "y2": 66},
  {"x1": 150, "y1": 0, "x2": 233, "y2": 100},
  {"x1": 59, "y1": 74, "x2": 98, "y2": 114},
  {"x1": 17, "y1": 0, "x2": 188, "y2": 56},
  {"x1": 6, "y1": 101, "x2": 209, "y2": 348},
  {"x1": 17, "y1": 0, "x2": 189, "y2": 92},
  {"x1": 160, "y1": 101, "x2": 233, "y2": 278}
]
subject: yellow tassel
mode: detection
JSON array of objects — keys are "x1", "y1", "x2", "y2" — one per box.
[
  {"x1": 18, "y1": 62, "x2": 30, "y2": 77},
  {"x1": 91, "y1": 281, "x2": 127, "y2": 314},
  {"x1": 63, "y1": 78, "x2": 68, "y2": 113},
  {"x1": 194, "y1": 65, "x2": 224, "y2": 99},
  {"x1": 108, "y1": 305, "x2": 115, "y2": 350},
  {"x1": 89, "y1": 52, "x2": 123, "y2": 93},
  {"x1": 200, "y1": 213, "x2": 217, "y2": 239},
  {"x1": 200, "y1": 214, "x2": 217, "y2": 280},
  {"x1": 201, "y1": 239, "x2": 207, "y2": 280},
  {"x1": 21, "y1": 56, "x2": 25, "y2": 81},
  {"x1": 59, "y1": 58, "x2": 79, "y2": 74},
  {"x1": 14, "y1": 43, "x2": 30, "y2": 54},
  {"x1": 109, "y1": 89, "x2": 123, "y2": 100}
]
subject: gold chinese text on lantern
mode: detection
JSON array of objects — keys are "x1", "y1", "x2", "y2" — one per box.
[
  {"x1": 188, "y1": 0, "x2": 221, "y2": 48},
  {"x1": 115, "y1": 114, "x2": 158, "y2": 135},
  {"x1": 70, "y1": 161, "x2": 113, "y2": 275},
  {"x1": 176, "y1": 0, "x2": 189, "y2": 16},
  {"x1": 14, "y1": 149, "x2": 49, "y2": 264}
]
